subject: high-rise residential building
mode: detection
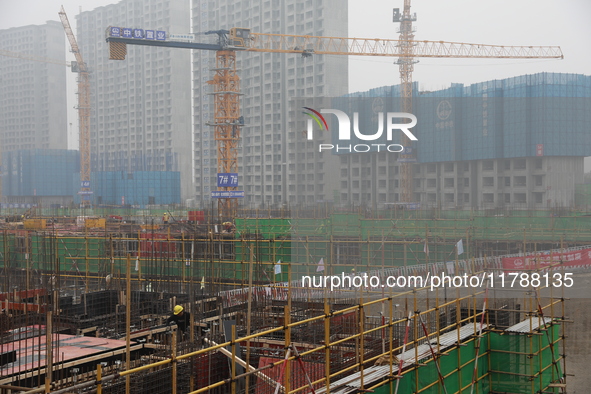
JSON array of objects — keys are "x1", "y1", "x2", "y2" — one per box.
[
  {"x1": 192, "y1": 0, "x2": 348, "y2": 207},
  {"x1": 338, "y1": 73, "x2": 591, "y2": 209},
  {"x1": 0, "y1": 21, "x2": 68, "y2": 152},
  {"x1": 77, "y1": 0, "x2": 193, "y2": 200}
]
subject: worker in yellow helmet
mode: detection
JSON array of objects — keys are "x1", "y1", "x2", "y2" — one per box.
[
  {"x1": 222, "y1": 221, "x2": 235, "y2": 233},
  {"x1": 166, "y1": 305, "x2": 190, "y2": 334}
]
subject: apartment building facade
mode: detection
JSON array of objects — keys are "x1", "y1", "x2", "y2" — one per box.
[
  {"x1": 337, "y1": 73, "x2": 591, "y2": 209},
  {"x1": 77, "y1": 0, "x2": 193, "y2": 199},
  {"x1": 0, "y1": 21, "x2": 68, "y2": 152},
  {"x1": 192, "y1": 0, "x2": 348, "y2": 207}
]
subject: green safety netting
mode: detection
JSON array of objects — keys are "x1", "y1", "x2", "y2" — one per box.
[
  {"x1": 373, "y1": 339, "x2": 489, "y2": 394},
  {"x1": 370, "y1": 325, "x2": 562, "y2": 394},
  {"x1": 489, "y1": 324, "x2": 563, "y2": 394}
]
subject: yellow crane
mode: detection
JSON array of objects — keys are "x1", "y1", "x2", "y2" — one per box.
[
  {"x1": 59, "y1": 6, "x2": 92, "y2": 207},
  {"x1": 106, "y1": 27, "x2": 562, "y2": 219},
  {"x1": 0, "y1": 47, "x2": 107, "y2": 208}
]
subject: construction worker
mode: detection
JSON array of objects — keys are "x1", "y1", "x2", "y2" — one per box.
[
  {"x1": 166, "y1": 305, "x2": 190, "y2": 334},
  {"x1": 166, "y1": 305, "x2": 210, "y2": 341},
  {"x1": 222, "y1": 221, "x2": 235, "y2": 233},
  {"x1": 162, "y1": 212, "x2": 170, "y2": 224}
]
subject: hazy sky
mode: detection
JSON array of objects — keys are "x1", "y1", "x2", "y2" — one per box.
[
  {"x1": 1, "y1": 0, "x2": 589, "y2": 150},
  {"x1": 1, "y1": 0, "x2": 589, "y2": 93}
]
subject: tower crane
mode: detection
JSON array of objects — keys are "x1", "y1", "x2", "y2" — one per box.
[
  {"x1": 0, "y1": 47, "x2": 107, "y2": 208},
  {"x1": 59, "y1": 6, "x2": 92, "y2": 207},
  {"x1": 105, "y1": 27, "x2": 562, "y2": 219}
]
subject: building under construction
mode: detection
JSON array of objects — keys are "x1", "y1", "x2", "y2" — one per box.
[{"x1": 0, "y1": 206, "x2": 585, "y2": 393}]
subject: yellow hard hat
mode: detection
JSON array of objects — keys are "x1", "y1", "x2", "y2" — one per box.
[{"x1": 173, "y1": 305, "x2": 184, "y2": 315}]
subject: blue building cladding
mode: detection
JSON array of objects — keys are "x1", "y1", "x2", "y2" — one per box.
[
  {"x1": 91, "y1": 150, "x2": 179, "y2": 172},
  {"x1": 91, "y1": 171, "x2": 181, "y2": 206},
  {"x1": 2, "y1": 150, "x2": 79, "y2": 196},
  {"x1": 3, "y1": 151, "x2": 181, "y2": 205},
  {"x1": 344, "y1": 73, "x2": 591, "y2": 163}
]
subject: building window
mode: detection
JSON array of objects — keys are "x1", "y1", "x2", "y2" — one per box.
[
  {"x1": 534, "y1": 175, "x2": 543, "y2": 186},
  {"x1": 464, "y1": 178, "x2": 469, "y2": 187},
  {"x1": 505, "y1": 177, "x2": 511, "y2": 187},
  {"x1": 534, "y1": 192, "x2": 543, "y2": 204},
  {"x1": 514, "y1": 193, "x2": 527, "y2": 203},
  {"x1": 514, "y1": 159, "x2": 526, "y2": 170},
  {"x1": 444, "y1": 163, "x2": 454, "y2": 173},
  {"x1": 427, "y1": 179, "x2": 436, "y2": 188},
  {"x1": 444, "y1": 178, "x2": 454, "y2": 188},
  {"x1": 483, "y1": 161, "x2": 494, "y2": 171},
  {"x1": 445, "y1": 193, "x2": 455, "y2": 203},
  {"x1": 535, "y1": 158, "x2": 543, "y2": 170},
  {"x1": 483, "y1": 193, "x2": 494, "y2": 203},
  {"x1": 483, "y1": 177, "x2": 494, "y2": 187},
  {"x1": 514, "y1": 176, "x2": 526, "y2": 187},
  {"x1": 427, "y1": 164, "x2": 436, "y2": 173}
]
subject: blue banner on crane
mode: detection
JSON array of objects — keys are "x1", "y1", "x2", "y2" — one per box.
[
  {"x1": 211, "y1": 191, "x2": 245, "y2": 198},
  {"x1": 108, "y1": 26, "x2": 165, "y2": 40}
]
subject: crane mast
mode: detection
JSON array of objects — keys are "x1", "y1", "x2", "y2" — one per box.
[
  {"x1": 59, "y1": 6, "x2": 92, "y2": 207},
  {"x1": 394, "y1": 1, "x2": 417, "y2": 203},
  {"x1": 208, "y1": 50, "x2": 242, "y2": 220}
]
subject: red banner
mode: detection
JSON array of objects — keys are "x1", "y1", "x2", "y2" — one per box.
[
  {"x1": 138, "y1": 233, "x2": 176, "y2": 257},
  {"x1": 502, "y1": 248, "x2": 591, "y2": 271}
]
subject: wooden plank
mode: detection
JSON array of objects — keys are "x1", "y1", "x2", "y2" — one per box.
[{"x1": 0, "y1": 343, "x2": 144, "y2": 386}]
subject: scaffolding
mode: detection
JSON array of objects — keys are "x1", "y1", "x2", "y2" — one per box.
[
  {"x1": 0, "y1": 209, "x2": 578, "y2": 393},
  {"x1": 0, "y1": 262, "x2": 570, "y2": 393},
  {"x1": 0, "y1": 287, "x2": 567, "y2": 394}
]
